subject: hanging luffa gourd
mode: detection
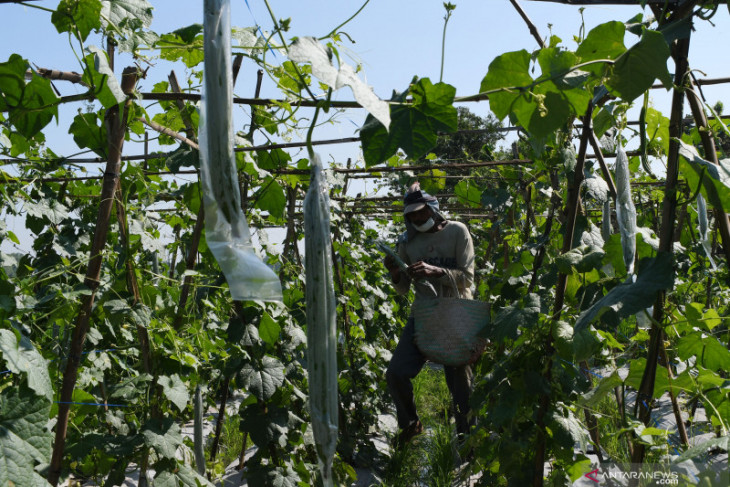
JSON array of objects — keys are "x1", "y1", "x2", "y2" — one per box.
[
  {"x1": 304, "y1": 154, "x2": 338, "y2": 486},
  {"x1": 615, "y1": 141, "x2": 637, "y2": 276},
  {"x1": 200, "y1": 0, "x2": 282, "y2": 301},
  {"x1": 697, "y1": 193, "x2": 717, "y2": 270}
]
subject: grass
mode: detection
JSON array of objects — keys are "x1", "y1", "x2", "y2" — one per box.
[
  {"x1": 380, "y1": 365, "x2": 464, "y2": 487},
  {"x1": 204, "y1": 414, "x2": 245, "y2": 477}
]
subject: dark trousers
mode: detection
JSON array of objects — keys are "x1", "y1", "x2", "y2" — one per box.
[{"x1": 386, "y1": 317, "x2": 473, "y2": 435}]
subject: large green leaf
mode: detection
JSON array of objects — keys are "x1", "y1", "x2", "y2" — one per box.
[
  {"x1": 606, "y1": 29, "x2": 672, "y2": 102},
  {"x1": 555, "y1": 245, "x2": 605, "y2": 274},
  {"x1": 157, "y1": 374, "x2": 189, "y2": 412},
  {"x1": 246, "y1": 465, "x2": 301, "y2": 487},
  {"x1": 101, "y1": 0, "x2": 153, "y2": 29},
  {"x1": 239, "y1": 402, "x2": 291, "y2": 448},
  {"x1": 238, "y1": 355, "x2": 285, "y2": 401},
  {"x1": 0, "y1": 385, "x2": 53, "y2": 487},
  {"x1": 153, "y1": 460, "x2": 215, "y2": 487},
  {"x1": 0, "y1": 54, "x2": 59, "y2": 138},
  {"x1": 156, "y1": 29, "x2": 204, "y2": 68},
  {"x1": 0, "y1": 329, "x2": 52, "y2": 400},
  {"x1": 69, "y1": 111, "x2": 107, "y2": 156},
  {"x1": 676, "y1": 331, "x2": 730, "y2": 372},
  {"x1": 574, "y1": 252, "x2": 674, "y2": 332},
  {"x1": 52, "y1": 0, "x2": 102, "y2": 42},
  {"x1": 82, "y1": 46, "x2": 126, "y2": 109},
  {"x1": 360, "y1": 77, "x2": 457, "y2": 166},
  {"x1": 575, "y1": 21, "x2": 626, "y2": 75},
  {"x1": 258, "y1": 312, "x2": 281, "y2": 345},
  {"x1": 142, "y1": 418, "x2": 183, "y2": 460},
  {"x1": 482, "y1": 293, "x2": 540, "y2": 343},
  {"x1": 254, "y1": 177, "x2": 286, "y2": 219},
  {"x1": 677, "y1": 139, "x2": 730, "y2": 213},
  {"x1": 480, "y1": 50, "x2": 533, "y2": 121}
]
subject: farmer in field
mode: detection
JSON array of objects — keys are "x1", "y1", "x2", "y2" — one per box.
[{"x1": 383, "y1": 182, "x2": 476, "y2": 446}]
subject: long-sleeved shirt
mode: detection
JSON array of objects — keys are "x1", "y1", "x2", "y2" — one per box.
[{"x1": 393, "y1": 221, "x2": 475, "y2": 303}]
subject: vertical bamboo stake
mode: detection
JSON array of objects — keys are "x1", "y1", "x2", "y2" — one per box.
[
  {"x1": 630, "y1": 35, "x2": 691, "y2": 471},
  {"x1": 47, "y1": 67, "x2": 138, "y2": 486},
  {"x1": 208, "y1": 376, "x2": 231, "y2": 463}
]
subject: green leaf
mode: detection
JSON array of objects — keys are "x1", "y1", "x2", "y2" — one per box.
[
  {"x1": 156, "y1": 31, "x2": 204, "y2": 68},
  {"x1": 418, "y1": 168, "x2": 446, "y2": 193},
  {"x1": 556, "y1": 245, "x2": 605, "y2": 274},
  {"x1": 0, "y1": 385, "x2": 53, "y2": 487},
  {"x1": 240, "y1": 402, "x2": 291, "y2": 448},
  {"x1": 360, "y1": 77, "x2": 457, "y2": 166},
  {"x1": 52, "y1": 0, "x2": 102, "y2": 42},
  {"x1": 575, "y1": 21, "x2": 626, "y2": 75},
  {"x1": 238, "y1": 356, "x2": 285, "y2": 401},
  {"x1": 142, "y1": 417, "x2": 183, "y2": 460},
  {"x1": 0, "y1": 55, "x2": 59, "y2": 138},
  {"x1": 254, "y1": 177, "x2": 286, "y2": 219},
  {"x1": 153, "y1": 460, "x2": 215, "y2": 487},
  {"x1": 25, "y1": 199, "x2": 70, "y2": 226},
  {"x1": 575, "y1": 252, "x2": 674, "y2": 332},
  {"x1": 101, "y1": 0, "x2": 153, "y2": 30},
  {"x1": 672, "y1": 435, "x2": 730, "y2": 464},
  {"x1": 480, "y1": 186, "x2": 509, "y2": 211},
  {"x1": 552, "y1": 320, "x2": 574, "y2": 358},
  {"x1": 0, "y1": 329, "x2": 52, "y2": 400},
  {"x1": 483, "y1": 293, "x2": 540, "y2": 343},
  {"x1": 256, "y1": 148, "x2": 291, "y2": 170},
  {"x1": 455, "y1": 180, "x2": 483, "y2": 208},
  {"x1": 165, "y1": 145, "x2": 199, "y2": 171},
  {"x1": 625, "y1": 358, "x2": 670, "y2": 399},
  {"x1": 83, "y1": 46, "x2": 126, "y2": 108},
  {"x1": 480, "y1": 50, "x2": 533, "y2": 121},
  {"x1": 678, "y1": 139, "x2": 730, "y2": 213},
  {"x1": 157, "y1": 374, "x2": 189, "y2": 412},
  {"x1": 607, "y1": 29, "x2": 672, "y2": 102},
  {"x1": 69, "y1": 112, "x2": 107, "y2": 157},
  {"x1": 645, "y1": 107, "x2": 670, "y2": 156},
  {"x1": 577, "y1": 371, "x2": 623, "y2": 407},
  {"x1": 246, "y1": 464, "x2": 301, "y2": 487},
  {"x1": 258, "y1": 312, "x2": 281, "y2": 345},
  {"x1": 573, "y1": 327, "x2": 601, "y2": 362}
]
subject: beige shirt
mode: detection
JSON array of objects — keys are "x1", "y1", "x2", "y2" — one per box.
[{"x1": 393, "y1": 221, "x2": 475, "y2": 302}]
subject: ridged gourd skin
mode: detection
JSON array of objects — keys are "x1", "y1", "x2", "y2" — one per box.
[
  {"x1": 697, "y1": 193, "x2": 717, "y2": 269},
  {"x1": 304, "y1": 154, "x2": 338, "y2": 486},
  {"x1": 615, "y1": 142, "x2": 637, "y2": 276},
  {"x1": 194, "y1": 385, "x2": 205, "y2": 476}
]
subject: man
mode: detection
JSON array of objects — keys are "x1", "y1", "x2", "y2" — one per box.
[{"x1": 384, "y1": 183, "x2": 476, "y2": 446}]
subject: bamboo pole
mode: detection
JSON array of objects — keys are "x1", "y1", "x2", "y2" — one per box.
[
  {"x1": 630, "y1": 33, "x2": 692, "y2": 472},
  {"x1": 47, "y1": 66, "x2": 138, "y2": 486}
]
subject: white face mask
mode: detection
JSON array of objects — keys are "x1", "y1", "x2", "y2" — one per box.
[{"x1": 413, "y1": 217, "x2": 435, "y2": 232}]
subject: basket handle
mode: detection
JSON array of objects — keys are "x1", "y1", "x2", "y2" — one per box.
[{"x1": 443, "y1": 269, "x2": 463, "y2": 300}]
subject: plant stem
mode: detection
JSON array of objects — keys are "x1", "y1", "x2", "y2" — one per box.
[
  {"x1": 321, "y1": 0, "x2": 372, "y2": 40},
  {"x1": 440, "y1": 4, "x2": 455, "y2": 83}
]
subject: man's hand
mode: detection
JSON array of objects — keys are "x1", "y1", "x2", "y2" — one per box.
[
  {"x1": 407, "y1": 261, "x2": 445, "y2": 279},
  {"x1": 384, "y1": 255, "x2": 401, "y2": 282}
]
